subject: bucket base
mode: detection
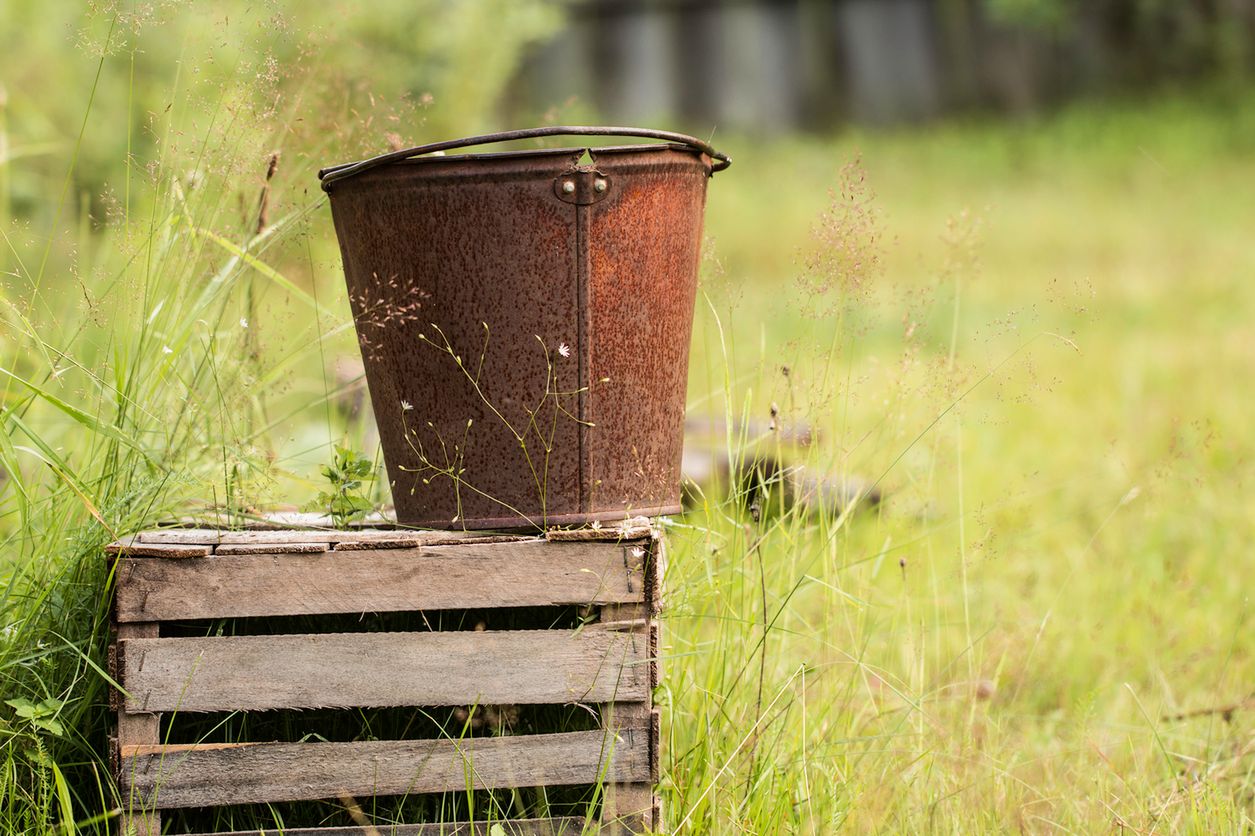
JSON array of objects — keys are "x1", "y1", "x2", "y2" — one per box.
[{"x1": 394, "y1": 503, "x2": 682, "y2": 532}]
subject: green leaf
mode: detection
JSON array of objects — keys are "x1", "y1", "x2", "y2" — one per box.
[
  {"x1": 36, "y1": 715, "x2": 65, "y2": 736},
  {"x1": 314, "y1": 445, "x2": 376, "y2": 528},
  {"x1": 6, "y1": 697, "x2": 40, "y2": 718},
  {"x1": 190, "y1": 225, "x2": 326, "y2": 314},
  {"x1": 51, "y1": 761, "x2": 74, "y2": 831},
  {"x1": 0, "y1": 407, "x2": 30, "y2": 506},
  {"x1": 0, "y1": 367, "x2": 155, "y2": 462},
  {"x1": 6, "y1": 697, "x2": 65, "y2": 736}
]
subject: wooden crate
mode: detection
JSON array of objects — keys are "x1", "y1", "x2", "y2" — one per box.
[{"x1": 107, "y1": 519, "x2": 665, "y2": 836}]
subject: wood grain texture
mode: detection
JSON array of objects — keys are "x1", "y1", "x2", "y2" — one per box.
[
  {"x1": 115, "y1": 624, "x2": 159, "y2": 741},
  {"x1": 646, "y1": 535, "x2": 664, "y2": 617},
  {"x1": 332, "y1": 538, "x2": 441, "y2": 551},
  {"x1": 599, "y1": 702, "x2": 655, "y2": 829},
  {"x1": 544, "y1": 518, "x2": 654, "y2": 542},
  {"x1": 120, "y1": 726, "x2": 650, "y2": 809},
  {"x1": 135, "y1": 528, "x2": 527, "y2": 546},
  {"x1": 597, "y1": 592, "x2": 657, "y2": 833},
  {"x1": 114, "y1": 540, "x2": 644, "y2": 622},
  {"x1": 116, "y1": 622, "x2": 161, "y2": 836},
  {"x1": 182, "y1": 818, "x2": 618, "y2": 836},
  {"x1": 214, "y1": 542, "x2": 328, "y2": 554},
  {"x1": 106, "y1": 538, "x2": 212, "y2": 558},
  {"x1": 122, "y1": 628, "x2": 647, "y2": 712},
  {"x1": 118, "y1": 811, "x2": 161, "y2": 836}
]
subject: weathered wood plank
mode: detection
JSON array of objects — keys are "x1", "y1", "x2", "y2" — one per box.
[
  {"x1": 545, "y1": 517, "x2": 654, "y2": 542},
  {"x1": 115, "y1": 622, "x2": 161, "y2": 836},
  {"x1": 120, "y1": 726, "x2": 650, "y2": 809},
  {"x1": 122, "y1": 628, "x2": 648, "y2": 713},
  {"x1": 599, "y1": 702, "x2": 655, "y2": 830},
  {"x1": 183, "y1": 818, "x2": 615, "y2": 836},
  {"x1": 595, "y1": 590, "x2": 657, "y2": 833},
  {"x1": 599, "y1": 602, "x2": 647, "y2": 624},
  {"x1": 332, "y1": 538, "x2": 445, "y2": 551},
  {"x1": 214, "y1": 542, "x2": 328, "y2": 554},
  {"x1": 135, "y1": 527, "x2": 528, "y2": 546},
  {"x1": 414, "y1": 534, "x2": 545, "y2": 547},
  {"x1": 115, "y1": 540, "x2": 645, "y2": 622},
  {"x1": 646, "y1": 535, "x2": 665, "y2": 617},
  {"x1": 106, "y1": 539, "x2": 212, "y2": 558}
]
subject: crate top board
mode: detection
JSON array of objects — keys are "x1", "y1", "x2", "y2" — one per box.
[{"x1": 106, "y1": 516, "x2": 659, "y2": 623}]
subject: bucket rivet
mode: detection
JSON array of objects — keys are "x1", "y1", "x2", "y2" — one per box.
[
  {"x1": 561, "y1": 180, "x2": 576, "y2": 194},
  {"x1": 594, "y1": 178, "x2": 608, "y2": 193}
]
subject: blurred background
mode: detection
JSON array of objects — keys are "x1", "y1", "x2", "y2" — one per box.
[{"x1": 513, "y1": 0, "x2": 1255, "y2": 130}]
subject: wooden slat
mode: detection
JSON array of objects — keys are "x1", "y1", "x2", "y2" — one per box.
[
  {"x1": 597, "y1": 597, "x2": 656, "y2": 832},
  {"x1": 647, "y1": 535, "x2": 665, "y2": 617},
  {"x1": 545, "y1": 518, "x2": 653, "y2": 542},
  {"x1": 599, "y1": 703, "x2": 655, "y2": 830},
  {"x1": 114, "y1": 540, "x2": 645, "y2": 622},
  {"x1": 115, "y1": 622, "x2": 161, "y2": 836},
  {"x1": 122, "y1": 628, "x2": 647, "y2": 712},
  {"x1": 183, "y1": 817, "x2": 619, "y2": 836},
  {"x1": 135, "y1": 528, "x2": 527, "y2": 546},
  {"x1": 330, "y1": 538, "x2": 432, "y2": 551},
  {"x1": 214, "y1": 542, "x2": 328, "y2": 554},
  {"x1": 106, "y1": 538, "x2": 212, "y2": 558},
  {"x1": 119, "y1": 726, "x2": 650, "y2": 809}
]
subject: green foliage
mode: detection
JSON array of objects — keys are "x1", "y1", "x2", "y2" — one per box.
[
  {"x1": 984, "y1": 0, "x2": 1076, "y2": 31},
  {"x1": 0, "y1": 1, "x2": 561, "y2": 831},
  {"x1": 981, "y1": 0, "x2": 1255, "y2": 77},
  {"x1": 6, "y1": 697, "x2": 66, "y2": 737},
  {"x1": 304, "y1": 444, "x2": 376, "y2": 528}
]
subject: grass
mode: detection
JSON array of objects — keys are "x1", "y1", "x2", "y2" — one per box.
[
  {"x1": 666, "y1": 87, "x2": 1255, "y2": 832},
  {"x1": 1, "y1": 3, "x2": 1253, "y2": 832}
]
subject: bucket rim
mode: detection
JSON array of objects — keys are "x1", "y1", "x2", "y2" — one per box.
[
  {"x1": 319, "y1": 125, "x2": 730, "y2": 190},
  {"x1": 320, "y1": 142, "x2": 708, "y2": 184}
]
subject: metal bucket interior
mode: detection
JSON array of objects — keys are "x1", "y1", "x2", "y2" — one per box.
[{"x1": 321, "y1": 128, "x2": 728, "y2": 529}]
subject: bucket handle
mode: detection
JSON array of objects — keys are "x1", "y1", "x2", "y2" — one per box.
[{"x1": 318, "y1": 125, "x2": 731, "y2": 189}]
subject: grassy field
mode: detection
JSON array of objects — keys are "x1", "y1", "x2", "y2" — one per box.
[
  {"x1": 669, "y1": 94, "x2": 1255, "y2": 831},
  {"x1": 1, "y1": 4, "x2": 1253, "y2": 833}
]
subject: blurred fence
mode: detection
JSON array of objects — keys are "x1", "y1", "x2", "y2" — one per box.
[{"x1": 513, "y1": 0, "x2": 1255, "y2": 132}]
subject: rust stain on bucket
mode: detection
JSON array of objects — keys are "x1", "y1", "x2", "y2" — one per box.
[{"x1": 321, "y1": 128, "x2": 728, "y2": 530}]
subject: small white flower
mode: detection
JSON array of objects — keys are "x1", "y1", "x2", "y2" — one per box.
[
  {"x1": 162, "y1": 346, "x2": 173, "y2": 355},
  {"x1": 557, "y1": 343, "x2": 571, "y2": 358},
  {"x1": 400, "y1": 400, "x2": 414, "y2": 411},
  {"x1": 240, "y1": 317, "x2": 249, "y2": 328}
]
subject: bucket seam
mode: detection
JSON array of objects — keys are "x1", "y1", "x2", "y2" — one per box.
[{"x1": 576, "y1": 197, "x2": 592, "y2": 516}]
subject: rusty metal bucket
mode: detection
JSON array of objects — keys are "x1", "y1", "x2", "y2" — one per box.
[{"x1": 320, "y1": 127, "x2": 730, "y2": 530}]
